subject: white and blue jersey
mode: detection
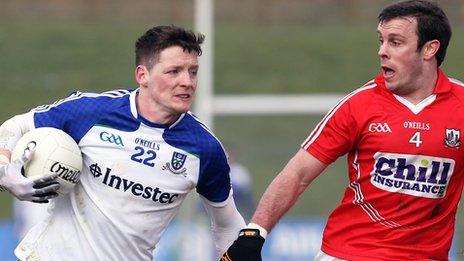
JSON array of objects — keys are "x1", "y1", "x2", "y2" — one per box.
[{"x1": 15, "y1": 89, "x2": 232, "y2": 260}]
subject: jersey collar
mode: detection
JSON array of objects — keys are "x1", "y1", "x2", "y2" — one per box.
[
  {"x1": 129, "y1": 89, "x2": 139, "y2": 118},
  {"x1": 433, "y1": 69, "x2": 452, "y2": 94},
  {"x1": 374, "y1": 68, "x2": 452, "y2": 94},
  {"x1": 129, "y1": 88, "x2": 186, "y2": 129}
]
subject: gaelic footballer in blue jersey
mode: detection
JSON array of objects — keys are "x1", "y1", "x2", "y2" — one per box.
[{"x1": 0, "y1": 25, "x2": 246, "y2": 261}]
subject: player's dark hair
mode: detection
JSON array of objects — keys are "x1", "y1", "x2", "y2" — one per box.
[
  {"x1": 135, "y1": 25, "x2": 205, "y2": 69},
  {"x1": 378, "y1": 0, "x2": 451, "y2": 66}
]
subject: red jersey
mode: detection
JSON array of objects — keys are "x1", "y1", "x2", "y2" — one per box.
[{"x1": 302, "y1": 69, "x2": 464, "y2": 260}]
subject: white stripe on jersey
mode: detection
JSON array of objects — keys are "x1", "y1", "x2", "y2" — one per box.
[
  {"x1": 186, "y1": 111, "x2": 209, "y2": 130},
  {"x1": 101, "y1": 89, "x2": 131, "y2": 97},
  {"x1": 168, "y1": 113, "x2": 187, "y2": 129},
  {"x1": 450, "y1": 78, "x2": 464, "y2": 87},
  {"x1": 34, "y1": 90, "x2": 130, "y2": 113},
  {"x1": 302, "y1": 82, "x2": 377, "y2": 150},
  {"x1": 186, "y1": 111, "x2": 230, "y2": 168},
  {"x1": 186, "y1": 111, "x2": 220, "y2": 143},
  {"x1": 349, "y1": 152, "x2": 401, "y2": 228},
  {"x1": 300, "y1": 81, "x2": 401, "y2": 228}
]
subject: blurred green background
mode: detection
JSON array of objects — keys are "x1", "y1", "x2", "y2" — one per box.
[{"x1": 0, "y1": 0, "x2": 462, "y2": 259}]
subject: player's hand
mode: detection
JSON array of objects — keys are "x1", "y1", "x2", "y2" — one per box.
[
  {"x1": 0, "y1": 149, "x2": 60, "y2": 203},
  {"x1": 220, "y1": 228, "x2": 265, "y2": 261}
]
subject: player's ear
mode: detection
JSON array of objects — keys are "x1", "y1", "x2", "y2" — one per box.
[
  {"x1": 423, "y1": 39, "x2": 440, "y2": 61},
  {"x1": 135, "y1": 65, "x2": 150, "y2": 87}
]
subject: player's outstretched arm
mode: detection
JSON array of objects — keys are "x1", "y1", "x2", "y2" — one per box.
[{"x1": 220, "y1": 149, "x2": 327, "y2": 261}]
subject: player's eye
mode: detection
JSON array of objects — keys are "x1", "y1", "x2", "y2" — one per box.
[{"x1": 389, "y1": 38, "x2": 402, "y2": 47}]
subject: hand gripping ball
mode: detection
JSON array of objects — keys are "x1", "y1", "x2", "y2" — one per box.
[{"x1": 11, "y1": 127, "x2": 83, "y2": 195}]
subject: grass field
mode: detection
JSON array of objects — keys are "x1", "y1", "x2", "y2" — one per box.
[{"x1": 0, "y1": 21, "x2": 462, "y2": 258}]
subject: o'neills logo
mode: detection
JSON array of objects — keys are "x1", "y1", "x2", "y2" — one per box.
[
  {"x1": 50, "y1": 161, "x2": 81, "y2": 183},
  {"x1": 370, "y1": 152, "x2": 454, "y2": 199}
]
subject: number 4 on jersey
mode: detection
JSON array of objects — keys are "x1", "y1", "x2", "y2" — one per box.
[{"x1": 409, "y1": 132, "x2": 423, "y2": 147}]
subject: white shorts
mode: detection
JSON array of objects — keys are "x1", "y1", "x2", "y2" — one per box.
[{"x1": 314, "y1": 250, "x2": 346, "y2": 261}]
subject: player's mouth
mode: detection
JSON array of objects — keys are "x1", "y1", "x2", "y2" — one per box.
[
  {"x1": 382, "y1": 66, "x2": 395, "y2": 80},
  {"x1": 175, "y1": 94, "x2": 192, "y2": 101}
]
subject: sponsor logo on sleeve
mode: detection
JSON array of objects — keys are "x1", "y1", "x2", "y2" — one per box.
[{"x1": 370, "y1": 152, "x2": 454, "y2": 199}]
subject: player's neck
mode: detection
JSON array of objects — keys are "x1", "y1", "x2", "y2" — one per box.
[
  {"x1": 135, "y1": 92, "x2": 181, "y2": 125},
  {"x1": 398, "y1": 67, "x2": 438, "y2": 105}
]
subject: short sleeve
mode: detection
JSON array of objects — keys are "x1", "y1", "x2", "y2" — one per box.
[
  {"x1": 302, "y1": 98, "x2": 358, "y2": 164},
  {"x1": 196, "y1": 142, "x2": 231, "y2": 204}
]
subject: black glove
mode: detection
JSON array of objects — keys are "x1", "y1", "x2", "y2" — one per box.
[{"x1": 220, "y1": 228, "x2": 265, "y2": 261}]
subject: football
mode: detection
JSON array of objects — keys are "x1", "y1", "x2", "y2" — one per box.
[{"x1": 11, "y1": 127, "x2": 83, "y2": 195}]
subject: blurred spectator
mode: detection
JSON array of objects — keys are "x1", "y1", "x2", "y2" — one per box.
[{"x1": 227, "y1": 146, "x2": 255, "y2": 221}]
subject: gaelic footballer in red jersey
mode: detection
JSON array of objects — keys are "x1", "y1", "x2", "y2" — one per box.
[
  {"x1": 304, "y1": 70, "x2": 463, "y2": 260},
  {"x1": 222, "y1": 1, "x2": 463, "y2": 261}
]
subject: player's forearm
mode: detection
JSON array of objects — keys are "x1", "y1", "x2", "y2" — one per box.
[
  {"x1": 0, "y1": 113, "x2": 33, "y2": 189},
  {"x1": 0, "y1": 119, "x2": 17, "y2": 188},
  {"x1": 0, "y1": 149, "x2": 11, "y2": 164},
  {"x1": 250, "y1": 169, "x2": 301, "y2": 232},
  {"x1": 221, "y1": 151, "x2": 326, "y2": 260},
  {"x1": 0, "y1": 112, "x2": 34, "y2": 151},
  {"x1": 0, "y1": 149, "x2": 10, "y2": 189},
  {"x1": 201, "y1": 193, "x2": 246, "y2": 258},
  {"x1": 250, "y1": 149, "x2": 327, "y2": 233}
]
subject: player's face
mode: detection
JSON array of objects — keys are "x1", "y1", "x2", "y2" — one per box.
[
  {"x1": 377, "y1": 17, "x2": 425, "y2": 96},
  {"x1": 137, "y1": 46, "x2": 198, "y2": 123}
]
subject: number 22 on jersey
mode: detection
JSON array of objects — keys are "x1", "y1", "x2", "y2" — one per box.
[{"x1": 131, "y1": 146, "x2": 157, "y2": 167}]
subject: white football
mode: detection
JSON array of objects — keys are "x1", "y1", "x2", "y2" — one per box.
[{"x1": 11, "y1": 127, "x2": 83, "y2": 195}]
